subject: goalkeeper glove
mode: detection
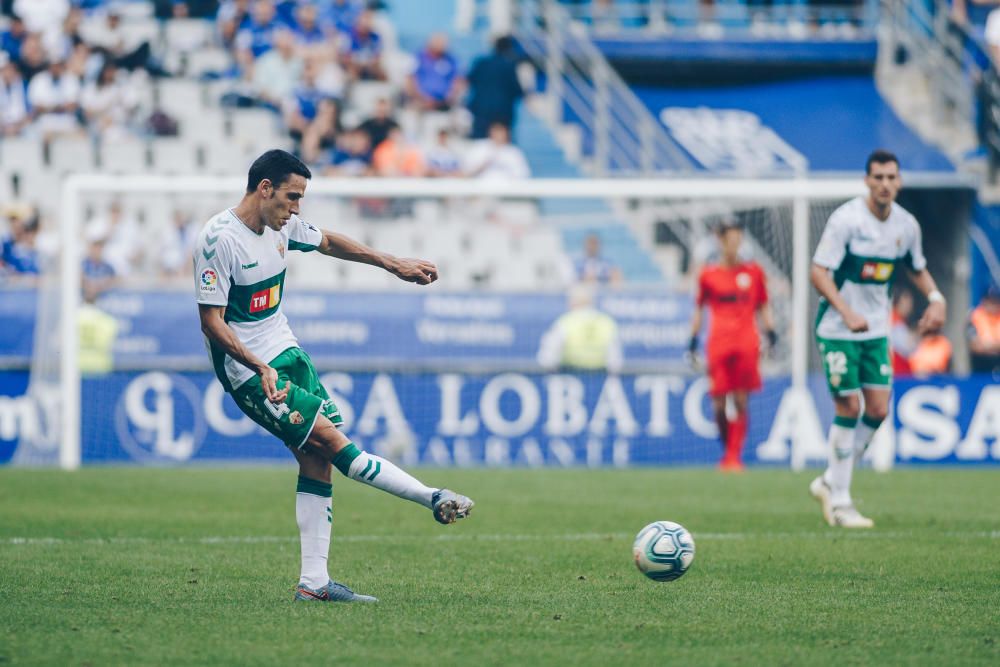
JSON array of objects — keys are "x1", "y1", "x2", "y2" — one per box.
[{"x1": 766, "y1": 329, "x2": 778, "y2": 349}]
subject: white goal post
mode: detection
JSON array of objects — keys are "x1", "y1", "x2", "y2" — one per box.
[{"x1": 54, "y1": 175, "x2": 869, "y2": 470}]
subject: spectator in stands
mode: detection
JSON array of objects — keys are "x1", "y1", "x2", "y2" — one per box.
[
  {"x1": 463, "y1": 121, "x2": 530, "y2": 180},
  {"x1": 15, "y1": 33, "x2": 49, "y2": 81},
  {"x1": 406, "y1": 33, "x2": 464, "y2": 112},
  {"x1": 155, "y1": 1, "x2": 221, "y2": 20},
  {"x1": 372, "y1": 127, "x2": 426, "y2": 177},
  {"x1": 235, "y1": 0, "x2": 281, "y2": 70},
  {"x1": 13, "y1": 0, "x2": 68, "y2": 60},
  {"x1": 0, "y1": 52, "x2": 30, "y2": 136},
  {"x1": 299, "y1": 98, "x2": 343, "y2": 163},
  {"x1": 466, "y1": 35, "x2": 523, "y2": 139},
  {"x1": 1, "y1": 203, "x2": 42, "y2": 282},
  {"x1": 81, "y1": 228, "x2": 116, "y2": 297},
  {"x1": 968, "y1": 283, "x2": 1000, "y2": 374},
  {"x1": 425, "y1": 128, "x2": 463, "y2": 177},
  {"x1": 573, "y1": 232, "x2": 623, "y2": 286},
  {"x1": 358, "y1": 97, "x2": 399, "y2": 150},
  {"x1": 324, "y1": 0, "x2": 362, "y2": 35},
  {"x1": 217, "y1": 0, "x2": 252, "y2": 50},
  {"x1": 284, "y1": 58, "x2": 342, "y2": 158},
  {"x1": 81, "y1": 61, "x2": 139, "y2": 139},
  {"x1": 323, "y1": 126, "x2": 372, "y2": 176},
  {"x1": 340, "y1": 8, "x2": 385, "y2": 82},
  {"x1": 27, "y1": 57, "x2": 82, "y2": 140},
  {"x1": 890, "y1": 288, "x2": 917, "y2": 377},
  {"x1": 252, "y1": 27, "x2": 303, "y2": 108},
  {"x1": 80, "y1": 6, "x2": 165, "y2": 76},
  {"x1": 0, "y1": 14, "x2": 27, "y2": 63},
  {"x1": 291, "y1": 2, "x2": 334, "y2": 59},
  {"x1": 537, "y1": 284, "x2": 623, "y2": 373},
  {"x1": 156, "y1": 208, "x2": 200, "y2": 280},
  {"x1": 90, "y1": 201, "x2": 140, "y2": 278},
  {"x1": 909, "y1": 326, "x2": 953, "y2": 377}
]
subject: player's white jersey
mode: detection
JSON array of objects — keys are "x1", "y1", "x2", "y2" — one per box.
[
  {"x1": 193, "y1": 209, "x2": 323, "y2": 391},
  {"x1": 813, "y1": 197, "x2": 926, "y2": 341}
]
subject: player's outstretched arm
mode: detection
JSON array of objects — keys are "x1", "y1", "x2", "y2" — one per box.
[
  {"x1": 909, "y1": 268, "x2": 947, "y2": 333},
  {"x1": 198, "y1": 304, "x2": 287, "y2": 403},
  {"x1": 316, "y1": 230, "x2": 438, "y2": 285},
  {"x1": 811, "y1": 263, "x2": 869, "y2": 333}
]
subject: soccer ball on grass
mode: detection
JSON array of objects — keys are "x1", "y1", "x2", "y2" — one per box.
[{"x1": 632, "y1": 520, "x2": 695, "y2": 582}]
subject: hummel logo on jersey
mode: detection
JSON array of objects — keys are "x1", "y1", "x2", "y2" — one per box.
[
  {"x1": 241, "y1": 261, "x2": 258, "y2": 270},
  {"x1": 250, "y1": 285, "x2": 281, "y2": 313}
]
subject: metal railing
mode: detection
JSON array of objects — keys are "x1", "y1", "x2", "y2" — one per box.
[
  {"x1": 512, "y1": 0, "x2": 696, "y2": 175},
  {"x1": 556, "y1": 0, "x2": 880, "y2": 35},
  {"x1": 882, "y1": 0, "x2": 977, "y2": 139}
]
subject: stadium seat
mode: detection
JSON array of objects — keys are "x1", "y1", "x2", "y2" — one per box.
[
  {"x1": 350, "y1": 82, "x2": 398, "y2": 117},
  {"x1": 179, "y1": 109, "x2": 227, "y2": 143},
  {"x1": 48, "y1": 137, "x2": 96, "y2": 174},
  {"x1": 229, "y1": 109, "x2": 283, "y2": 143},
  {"x1": 0, "y1": 137, "x2": 44, "y2": 173},
  {"x1": 150, "y1": 138, "x2": 200, "y2": 174},
  {"x1": 156, "y1": 79, "x2": 205, "y2": 120},
  {"x1": 100, "y1": 138, "x2": 148, "y2": 174},
  {"x1": 163, "y1": 19, "x2": 214, "y2": 53},
  {"x1": 185, "y1": 48, "x2": 234, "y2": 79}
]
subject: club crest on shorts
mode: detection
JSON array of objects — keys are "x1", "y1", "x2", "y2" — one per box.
[
  {"x1": 830, "y1": 374, "x2": 842, "y2": 388},
  {"x1": 289, "y1": 411, "x2": 304, "y2": 425}
]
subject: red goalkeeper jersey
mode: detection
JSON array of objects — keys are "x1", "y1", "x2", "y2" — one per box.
[{"x1": 696, "y1": 261, "x2": 768, "y2": 355}]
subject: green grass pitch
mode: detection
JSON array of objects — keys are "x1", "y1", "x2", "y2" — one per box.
[{"x1": 1, "y1": 468, "x2": 998, "y2": 666}]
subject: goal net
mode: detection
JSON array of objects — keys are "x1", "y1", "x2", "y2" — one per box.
[{"x1": 13, "y1": 176, "x2": 875, "y2": 470}]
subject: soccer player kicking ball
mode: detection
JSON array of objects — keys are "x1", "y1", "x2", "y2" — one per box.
[
  {"x1": 193, "y1": 150, "x2": 473, "y2": 602},
  {"x1": 810, "y1": 149, "x2": 946, "y2": 528},
  {"x1": 688, "y1": 219, "x2": 776, "y2": 471}
]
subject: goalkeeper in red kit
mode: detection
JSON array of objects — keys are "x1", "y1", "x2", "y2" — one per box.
[{"x1": 688, "y1": 220, "x2": 777, "y2": 471}]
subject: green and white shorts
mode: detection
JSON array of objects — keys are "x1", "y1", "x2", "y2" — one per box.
[
  {"x1": 816, "y1": 336, "x2": 892, "y2": 396},
  {"x1": 231, "y1": 347, "x2": 342, "y2": 450}
]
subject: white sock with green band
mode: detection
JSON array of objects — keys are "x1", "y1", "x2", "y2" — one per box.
[
  {"x1": 295, "y1": 475, "x2": 333, "y2": 590},
  {"x1": 823, "y1": 415, "x2": 858, "y2": 507},
  {"x1": 332, "y1": 443, "x2": 435, "y2": 509},
  {"x1": 853, "y1": 413, "x2": 884, "y2": 459}
]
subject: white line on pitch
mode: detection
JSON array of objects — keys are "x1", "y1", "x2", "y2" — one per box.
[{"x1": 1, "y1": 530, "x2": 999, "y2": 546}]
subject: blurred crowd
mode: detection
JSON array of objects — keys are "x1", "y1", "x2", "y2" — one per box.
[{"x1": 0, "y1": 0, "x2": 531, "y2": 178}]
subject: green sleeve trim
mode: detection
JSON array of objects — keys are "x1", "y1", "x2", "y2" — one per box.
[
  {"x1": 289, "y1": 239, "x2": 318, "y2": 253},
  {"x1": 332, "y1": 443, "x2": 362, "y2": 476},
  {"x1": 296, "y1": 475, "x2": 332, "y2": 498},
  {"x1": 861, "y1": 413, "x2": 884, "y2": 430},
  {"x1": 833, "y1": 415, "x2": 858, "y2": 429}
]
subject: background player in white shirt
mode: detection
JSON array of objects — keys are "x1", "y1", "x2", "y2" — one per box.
[
  {"x1": 194, "y1": 150, "x2": 473, "y2": 603},
  {"x1": 809, "y1": 150, "x2": 946, "y2": 528}
]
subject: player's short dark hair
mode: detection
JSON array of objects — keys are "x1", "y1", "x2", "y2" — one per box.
[
  {"x1": 246, "y1": 149, "x2": 312, "y2": 193},
  {"x1": 866, "y1": 149, "x2": 899, "y2": 174}
]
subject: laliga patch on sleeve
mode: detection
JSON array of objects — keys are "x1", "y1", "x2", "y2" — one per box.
[{"x1": 200, "y1": 268, "x2": 219, "y2": 294}]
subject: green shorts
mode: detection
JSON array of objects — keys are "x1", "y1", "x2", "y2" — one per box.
[
  {"x1": 816, "y1": 336, "x2": 892, "y2": 395},
  {"x1": 231, "y1": 347, "x2": 342, "y2": 450}
]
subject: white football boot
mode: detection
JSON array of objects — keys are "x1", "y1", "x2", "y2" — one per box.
[
  {"x1": 830, "y1": 505, "x2": 874, "y2": 529},
  {"x1": 808, "y1": 475, "x2": 834, "y2": 526}
]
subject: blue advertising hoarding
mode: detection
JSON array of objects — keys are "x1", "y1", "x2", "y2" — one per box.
[
  {"x1": 1, "y1": 371, "x2": 998, "y2": 466},
  {"x1": 0, "y1": 289, "x2": 694, "y2": 370}
]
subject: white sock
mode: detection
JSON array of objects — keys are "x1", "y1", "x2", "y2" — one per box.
[
  {"x1": 295, "y1": 476, "x2": 332, "y2": 590},
  {"x1": 853, "y1": 414, "x2": 883, "y2": 459},
  {"x1": 823, "y1": 418, "x2": 857, "y2": 507},
  {"x1": 334, "y1": 443, "x2": 435, "y2": 508}
]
